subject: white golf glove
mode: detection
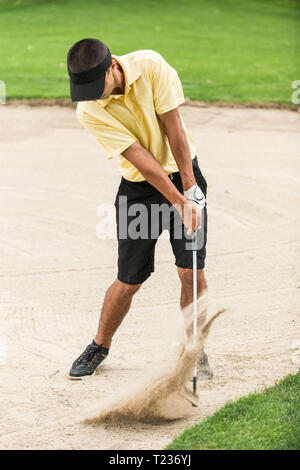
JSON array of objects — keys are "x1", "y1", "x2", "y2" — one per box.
[{"x1": 183, "y1": 184, "x2": 206, "y2": 210}]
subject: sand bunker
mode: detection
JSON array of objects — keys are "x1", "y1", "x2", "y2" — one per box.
[{"x1": 1, "y1": 104, "x2": 299, "y2": 449}]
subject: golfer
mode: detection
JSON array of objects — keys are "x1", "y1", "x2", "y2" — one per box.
[{"x1": 67, "y1": 38, "x2": 212, "y2": 380}]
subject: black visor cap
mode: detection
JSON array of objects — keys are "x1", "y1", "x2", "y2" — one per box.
[
  {"x1": 68, "y1": 47, "x2": 112, "y2": 102},
  {"x1": 70, "y1": 74, "x2": 105, "y2": 102}
]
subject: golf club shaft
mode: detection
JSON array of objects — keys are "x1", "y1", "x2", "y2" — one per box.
[{"x1": 193, "y1": 249, "x2": 197, "y2": 394}]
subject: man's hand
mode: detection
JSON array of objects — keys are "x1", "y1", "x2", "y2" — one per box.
[
  {"x1": 184, "y1": 184, "x2": 206, "y2": 209},
  {"x1": 182, "y1": 184, "x2": 206, "y2": 235},
  {"x1": 178, "y1": 200, "x2": 202, "y2": 236}
]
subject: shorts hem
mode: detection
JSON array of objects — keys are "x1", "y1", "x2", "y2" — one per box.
[
  {"x1": 175, "y1": 260, "x2": 205, "y2": 270},
  {"x1": 117, "y1": 270, "x2": 153, "y2": 285}
]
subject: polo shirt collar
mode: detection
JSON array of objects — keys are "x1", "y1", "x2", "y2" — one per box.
[{"x1": 98, "y1": 54, "x2": 141, "y2": 107}]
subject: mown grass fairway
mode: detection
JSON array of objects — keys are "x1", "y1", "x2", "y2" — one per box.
[
  {"x1": 165, "y1": 372, "x2": 300, "y2": 450},
  {"x1": 0, "y1": 0, "x2": 299, "y2": 102}
]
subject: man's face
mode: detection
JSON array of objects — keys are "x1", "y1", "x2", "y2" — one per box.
[{"x1": 98, "y1": 68, "x2": 115, "y2": 100}]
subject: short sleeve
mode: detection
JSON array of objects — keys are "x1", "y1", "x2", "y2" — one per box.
[
  {"x1": 77, "y1": 105, "x2": 137, "y2": 159},
  {"x1": 149, "y1": 52, "x2": 185, "y2": 115}
]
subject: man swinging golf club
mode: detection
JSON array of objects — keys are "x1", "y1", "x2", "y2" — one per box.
[{"x1": 67, "y1": 38, "x2": 212, "y2": 381}]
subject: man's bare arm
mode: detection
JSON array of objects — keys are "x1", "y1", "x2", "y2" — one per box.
[
  {"x1": 122, "y1": 142, "x2": 186, "y2": 206},
  {"x1": 121, "y1": 142, "x2": 199, "y2": 234},
  {"x1": 158, "y1": 108, "x2": 196, "y2": 191}
]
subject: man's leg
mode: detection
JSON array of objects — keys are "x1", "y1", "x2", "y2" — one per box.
[
  {"x1": 69, "y1": 280, "x2": 141, "y2": 379},
  {"x1": 178, "y1": 267, "x2": 212, "y2": 380},
  {"x1": 94, "y1": 279, "x2": 142, "y2": 348},
  {"x1": 177, "y1": 266, "x2": 212, "y2": 380},
  {"x1": 69, "y1": 175, "x2": 160, "y2": 379}
]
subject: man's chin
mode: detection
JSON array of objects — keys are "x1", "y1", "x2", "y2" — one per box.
[{"x1": 100, "y1": 92, "x2": 111, "y2": 100}]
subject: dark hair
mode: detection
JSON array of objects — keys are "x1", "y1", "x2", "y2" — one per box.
[{"x1": 68, "y1": 38, "x2": 110, "y2": 73}]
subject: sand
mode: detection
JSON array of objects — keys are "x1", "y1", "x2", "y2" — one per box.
[{"x1": 0, "y1": 103, "x2": 299, "y2": 449}]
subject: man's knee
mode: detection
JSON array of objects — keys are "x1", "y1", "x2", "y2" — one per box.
[
  {"x1": 115, "y1": 279, "x2": 143, "y2": 297},
  {"x1": 177, "y1": 267, "x2": 207, "y2": 293}
]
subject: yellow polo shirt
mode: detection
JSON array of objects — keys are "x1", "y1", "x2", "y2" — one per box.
[{"x1": 76, "y1": 49, "x2": 196, "y2": 182}]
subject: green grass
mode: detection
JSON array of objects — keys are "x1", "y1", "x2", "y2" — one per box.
[
  {"x1": 165, "y1": 372, "x2": 300, "y2": 450},
  {"x1": 0, "y1": 0, "x2": 299, "y2": 103}
]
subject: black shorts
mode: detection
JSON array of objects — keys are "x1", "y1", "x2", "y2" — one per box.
[{"x1": 114, "y1": 156, "x2": 208, "y2": 284}]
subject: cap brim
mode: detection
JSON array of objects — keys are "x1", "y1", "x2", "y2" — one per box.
[{"x1": 70, "y1": 74, "x2": 105, "y2": 102}]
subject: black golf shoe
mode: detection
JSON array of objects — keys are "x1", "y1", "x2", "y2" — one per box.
[{"x1": 69, "y1": 343, "x2": 109, "y2": 380}]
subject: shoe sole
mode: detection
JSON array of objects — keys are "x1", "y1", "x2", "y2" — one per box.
[{"x1": 68, "y1": 364, "x2": 102, "y2": 380}]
